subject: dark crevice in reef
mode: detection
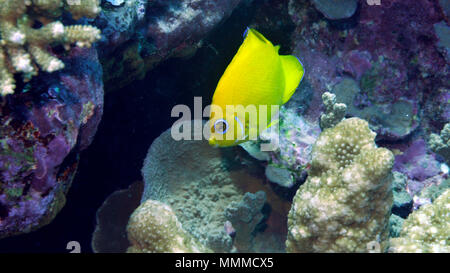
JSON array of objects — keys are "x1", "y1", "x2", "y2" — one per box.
[{"x1": 0, "y1": 0, "x2": 269, "y2": 253}]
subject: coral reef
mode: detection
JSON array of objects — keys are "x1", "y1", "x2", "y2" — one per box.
[
  {"x1": 389, "y1": 189, "x2": 450, "y2": 253},
  {"x1": 225, "y1": 191, "x2": 266, "y2": 252},
  {"x1": 127, "y1": 199, "x2": 210, "y2": 253},
  {"x1": 0, "y1": 0, "x2": 101, "y2": 96},
  {"x1": 99, "y1": 0, "x2": 245, "y2": 91},
  {"x1": 288, "y1": 0, "x2": 449, "y2": 140},
  {"x1": 141, "y1": 123, "x2": 289, "y2": 252},
  {"x1": 0, "y1": 46, "x2": 104, "y2": 239},
  {"x1": 286, "y1": 118, "x2": 394, "y2": 252},
  {"x1": 319, "y1": 91, "x2": 346, "y2": 130},
  {"x1": 429, "y1": 123, "x2": 450, "y2": 164},
  {"x1": 332, "y1": 78, "x2": 419, "y2": 141}
]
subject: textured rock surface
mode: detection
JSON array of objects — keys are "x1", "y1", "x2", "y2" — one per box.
[
  {"x1": 390, "y1": 189, "x2": 450, "y2": 253},
  {"x1": 288, "y1": 0, "x2": 449, "y2": 140},
  {"x1": 286, "y1": 118, "x2": 394, "y2": 252},
  {"x1": 311, "y1": 0, "x2": 358, "y2": 20},
  {"x1": 0, "y1": 47, "x2": 103, "y2": 239},
  {"x1": 98, "y1": 0, "x2": 245, "y2": 91},
  {"x1": 92, "y1": 181, "x2": 143, "y2": 253},
  {"x1": 225, "y1": 191, "x2": 266, "y2": 252}
]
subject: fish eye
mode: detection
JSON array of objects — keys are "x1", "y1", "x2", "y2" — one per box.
[{"x1": 214, "y1": 119, "x2": 229, "y2": 134}]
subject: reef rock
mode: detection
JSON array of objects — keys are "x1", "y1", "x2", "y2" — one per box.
[
  {"x1": 311, "y1": 0, "x2": 358, "y2": 20},
  {"x1": 98, "y1": 0, "x2": 245, "y2": 91},
  {"x1": 0, "y1": 47, "x2": 104, "y2": 239},
  {"x1": 141, "y1": 122, "x2": 289, "y2": 253},
  {"x1": 288, "y1": 0, "x2": 449, "y2": 140}
]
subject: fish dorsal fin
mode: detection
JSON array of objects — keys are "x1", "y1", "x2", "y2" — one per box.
[
  {"x1": 245, "y1": 28, "x2": 272, "y2": 45},
  {"x1": 280, "y1": 55, "x2": 304, "y2": 104}
]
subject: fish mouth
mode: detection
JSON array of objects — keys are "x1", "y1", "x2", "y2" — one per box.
[{"x1": 208, "y1": 137, "x2": 218, "y2": 147}]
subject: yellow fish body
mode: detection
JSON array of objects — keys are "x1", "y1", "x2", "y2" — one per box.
[{"x1": 208, "y1": 28, "x2": 304, "y2": 147}]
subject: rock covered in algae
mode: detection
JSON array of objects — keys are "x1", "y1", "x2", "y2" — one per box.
[
  {"x1": 389, "y1": 189, "x2": 450, "y2": 253},
  {"x1": 0, "y1": 46, "x2": 104, "y2": 239},
  {"x1": 286, "y1": 118, "x2": 394, "y2": 252},
  {"x1": 99, "y1": 0, "x2": 245, "y2": 91},
  {"x1": 288, "y1": 0, "x2": 448, "y2": 140},
  {"x1": 0, "y1": 0, "x2": 101, "y2": 96},
  {"x1": 127, "y1": 199, "x2": 211, "y2": 253}
]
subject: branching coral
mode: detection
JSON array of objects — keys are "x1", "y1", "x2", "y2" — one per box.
[
  {"x1": 389, "y1": 189, "x2": 450, "y2": 253},
  {"x1": 126, "y1": 199, "x2": 211, "y2": 253},
  {"x1": 0, "y1": 0, "x2": 101, "y2": 96},
  {"x1": 429, "y1": 123, "x2": 450, "y2": 164},
  {"x1": 286, "y1": 118, "x2": 394, "y2": 252},
  {"x1": 320, "y1": 92, "x2": 347, "y2": 130}
]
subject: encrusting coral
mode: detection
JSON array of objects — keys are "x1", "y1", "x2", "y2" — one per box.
[
  {"x1": 286, "y1": 118, "x2": 394, "y2": 252},
  {"x1": 126, "y1": 199, "x2": 211, "y2": 253},
  {"x1": 389, "y1": 189, "x2": 450, "y2": 253},
  {"x1": 0, "y1": 0, "x2": 101, "y2": 96}
]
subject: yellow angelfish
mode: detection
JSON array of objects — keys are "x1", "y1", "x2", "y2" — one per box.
[{"x1": 208, "y1": 28, "x2": 304, "y2": 147}]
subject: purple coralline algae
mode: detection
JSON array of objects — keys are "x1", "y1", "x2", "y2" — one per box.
[
  {"x1": 0, "y1": 47, "x2": 104, "y2": 239},
  {"x1": 288, "y1": 0, "x2": 449, "y2": 140},
  {"x1": 393, "y1": 139, "x2": 441, "y2": 182}
]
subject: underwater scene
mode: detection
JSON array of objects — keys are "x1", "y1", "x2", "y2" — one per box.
[{"x1": 0, "y1": 0, "x2": 449, "y2": 254}]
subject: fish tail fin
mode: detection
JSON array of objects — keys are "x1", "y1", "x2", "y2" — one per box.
[{"x1": 280, "y1": 55, "x2": 304, "y2": 104}]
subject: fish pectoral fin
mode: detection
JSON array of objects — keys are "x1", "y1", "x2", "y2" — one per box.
[{"x1": 280, "y1": 55, "x2": 304, "y2": 104}]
